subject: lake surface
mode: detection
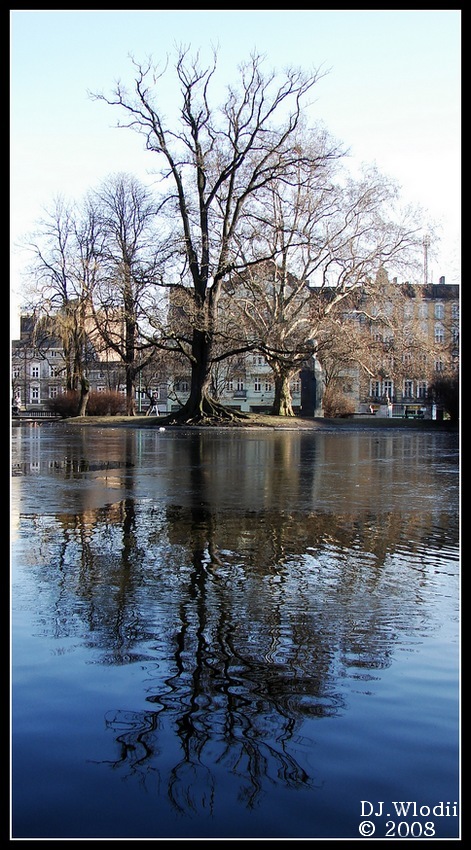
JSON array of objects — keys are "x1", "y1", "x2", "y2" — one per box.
[{"x1": 11, "y1": 423, "x2": 460, "y2": 839}]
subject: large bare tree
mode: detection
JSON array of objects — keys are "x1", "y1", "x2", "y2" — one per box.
[{"x1": 92, "y1": 48, "x2": 340, "y2": 423}]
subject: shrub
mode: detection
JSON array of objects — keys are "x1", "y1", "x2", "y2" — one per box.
[
  {"x1": 86, "y1": 391, "x2": 127, "y2": 416},
  {"x1": 322, "y1": 385, "x2": 356, "y2": 418},
  {"x1": 46, "y1": 391, "x2": 80, "y2": 418},
  {"x1": 46, "y1": 389, "x2": 127, "y2": 417}
]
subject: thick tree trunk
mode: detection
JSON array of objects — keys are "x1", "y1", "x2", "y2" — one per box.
[
  {"x1": 163, "y1": 328, "x2": 246, "y2": 424},
  {"x1": 272, "y1": 372, "x2": 295, "y2": 416}
]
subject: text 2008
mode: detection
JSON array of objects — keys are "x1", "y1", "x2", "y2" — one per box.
[{"x1": 386, "y1": 821, "x2": 435, "y2": 837}]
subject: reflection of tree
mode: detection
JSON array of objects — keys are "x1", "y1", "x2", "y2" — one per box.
[
  {"x1": 102, "y1": 709, "x2": 161, "y2": 783},
  {"x1": 15, "y1": 430, "x2": 459, "y2": 816},
  {"x1": 147, "y1": 434, "x2": 320, "y2": 812}
]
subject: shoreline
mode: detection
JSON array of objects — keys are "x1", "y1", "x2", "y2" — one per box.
[{"x1": 23, "y1": 413, "x2": 459, "y2": 433}]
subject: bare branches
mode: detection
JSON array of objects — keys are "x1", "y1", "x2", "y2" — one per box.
[{"x1": 21, "y1": 48, "x2": 431, "y2": 423}]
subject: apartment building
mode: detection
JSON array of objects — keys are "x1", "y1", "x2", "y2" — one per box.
[
  {"x1": 355, "y1": 278, "x2": 459, "y2": 418},
  {"x1": 11, "y1": 279, "x2": 458, "y2": 418}
]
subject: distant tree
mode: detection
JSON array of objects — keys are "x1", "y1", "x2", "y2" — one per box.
[
  {"x1": 88, "y1": 173, "x2": 164, "y2": 415},
  {"x1": 24, "y1": 196, "x2": 102, "y2": 415}
]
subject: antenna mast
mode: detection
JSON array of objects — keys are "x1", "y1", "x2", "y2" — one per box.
[{"x1": 423, "y1": 234, "x2": 430, "y2": 284}]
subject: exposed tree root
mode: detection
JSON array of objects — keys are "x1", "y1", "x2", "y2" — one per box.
[{"x1": 157, "y1": 397, "x2": 249, "y2": 427}]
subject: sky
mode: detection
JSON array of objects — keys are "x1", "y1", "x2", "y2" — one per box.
[{"x1": 10, "y1": 9, "x2": 461, "y2": 338}]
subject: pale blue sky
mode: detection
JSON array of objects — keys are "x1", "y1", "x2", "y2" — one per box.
[{"x1": 10, "y1": 9, "x2": 461, "y2": 335}]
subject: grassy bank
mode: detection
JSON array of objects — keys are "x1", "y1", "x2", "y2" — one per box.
[{"x1": 55, "y1": 412, "x2": 458, "y2": 432}]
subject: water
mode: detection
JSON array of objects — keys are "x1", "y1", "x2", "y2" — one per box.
[{"x1": 11, "y1": 423, "x2": 460, "y2": 839}]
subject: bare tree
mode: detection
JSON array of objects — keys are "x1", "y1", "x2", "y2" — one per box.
[
  {"x1": 24, "y1": 196, "x2": 102, "y2": 415},
  {"x1": 225, "y1": 162, "x2": 424, "y2": 415},
  {"x1": 88, "y1": 173, "x2": 164, "y2": 415},
  {"x1": 92, "y1": 48, "x2": 340, "y2": 423}
]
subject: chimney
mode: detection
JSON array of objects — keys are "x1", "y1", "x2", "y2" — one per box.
[{"x1": 439, "y1": 275, "x2": 445, "y2": 285}]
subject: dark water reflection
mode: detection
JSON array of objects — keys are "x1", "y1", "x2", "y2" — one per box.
[{"x1": 11, "y1": 425, "x2": 459, "y2": 839}]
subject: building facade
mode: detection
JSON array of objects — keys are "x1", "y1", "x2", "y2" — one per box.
[
  {"x1": 11, "y1": 279, "x2": 458, "y2": 419},
  {"x1": 353, "y1": 279, "x2": 459, "y2": 418}
]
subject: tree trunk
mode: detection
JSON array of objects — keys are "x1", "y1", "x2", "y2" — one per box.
[
  {"x1": 164, "y1": 328, "x2": 246, "y2": 424},
  {"x1": 77, "y1": 376, "x2": 90, "y2": 416},
  {"x1": 272, "y1": 372, "x2": 295, "y2": 416},
  {"x1": 63, "y1": 341, "x2": 75, "y2": 391},
  {"x1": 126, "y1": 364, "x2": 136, "y2": 416}
]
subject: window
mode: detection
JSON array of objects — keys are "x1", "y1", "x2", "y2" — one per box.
[
  {"x1": 49, "y1": 386, "x2": 60, "y2": 398},
  {"x1": 31, "y1": 365, "x2": 40, "y2": 378},
  {"x1": 291, "y1": 380, "x2": 300, "y2": 394},
  {"x1": 265, "y1": 382, "x2": 272, "y2": 393},
  {"x1": 434, "y1": 324, "x2": 445, "y2": 344},
  {"x1": 417, "y1": 381, "x2": 427, "y2": 399},
  {"x1": 49, "y1": 365, "x2": 61, "y2": 378},
  {"x1": 451, "y1": 303, "x2": 459, "y2": 320},
  {"x1": 435, "y1": 359, "x2": 444, "y2": 372},
  {"x1": 371, "y1": 381, "x2": 381, "y2": 397},
  {"x1": 254, "y1": 378, "x2": 261, "y2": 392},
  {"x1": 226, "y1": 380, "x2": 233, "y2": 392},
  {"x1": 236, "y1": 379, "x2": 244, "y2": 392},
  {"x1": 403, "y1": 380, "x2": 413, "y2": 398},
  {"x1": 418, "y1": 303, "x2": 428, "y2": 319},
  {"x1": 30, "y1": 386, "x2": 40, "y2": 404},
  {"x1": 383, "y1": 380, "x2": 393, "y2": 399},
  {"x1": 434, "y1": 303, "x2": 444, "y2": 320}
]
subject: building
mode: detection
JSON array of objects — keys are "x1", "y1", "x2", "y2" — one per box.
[
  {"x1": 11, "y1": 278, "x2": 458, "y2": 419},
  {"x1": 353, "y1": 278, "x2": 459, "y2": 419}
]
